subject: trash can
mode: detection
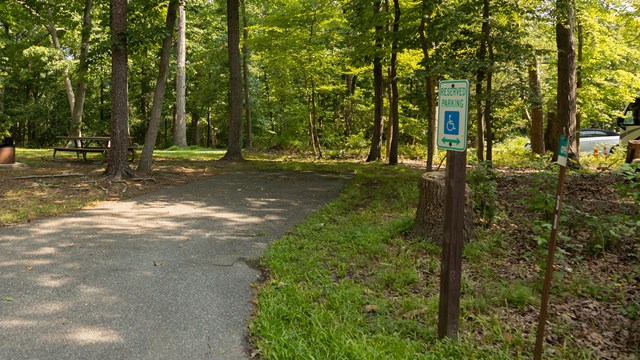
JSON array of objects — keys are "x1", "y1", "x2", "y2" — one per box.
[{"x1": 0, "y1": 137, "x2": 15, "y2": 164}]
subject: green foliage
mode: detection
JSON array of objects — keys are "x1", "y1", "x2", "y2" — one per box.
[
  {"x1": 467, "y1": 161, "x2": 498, "y2": 225},
  {"x1": 614, "y1": 162, "x2": 640, "y2": 204}
]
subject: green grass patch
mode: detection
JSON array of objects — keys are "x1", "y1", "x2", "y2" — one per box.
[{"x1": 251, "y1": 164, "x2": 523, "y2": 358}]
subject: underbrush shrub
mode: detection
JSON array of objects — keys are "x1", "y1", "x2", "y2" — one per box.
[{"x1": 467, "y1": 162, "x2": 498, "y2": 225}]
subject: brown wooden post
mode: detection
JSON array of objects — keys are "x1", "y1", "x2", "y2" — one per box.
[
  {"x1": 534, "y1": 135, "x2": 569, "y2": 359},
  {"x1": 438, "y1": 149, "x2": 467, "y2": 340}
]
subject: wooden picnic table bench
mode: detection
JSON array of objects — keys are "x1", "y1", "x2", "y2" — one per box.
[{"x1": 53, "y1": 136, "x2": 136, "y2": 163}]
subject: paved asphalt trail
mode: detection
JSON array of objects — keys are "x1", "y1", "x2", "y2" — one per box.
[{"x1": 0, "y1": 170, "x2": 350, "y2": 359}]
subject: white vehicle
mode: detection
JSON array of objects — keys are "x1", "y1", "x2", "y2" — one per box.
[
  {"x1": 525, "y1": 128, "x2": 619, "y2": 155},
  {"x1": 617, "y1": 97, "x2": 640, "y2": 146},
  {"x1": 578, "y1": 128, "x2": 619, "y2": 155}
]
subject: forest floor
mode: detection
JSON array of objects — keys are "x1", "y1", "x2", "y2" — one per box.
[{"x1": 1, "y1": 148, "x2": 638, "y2": 358}]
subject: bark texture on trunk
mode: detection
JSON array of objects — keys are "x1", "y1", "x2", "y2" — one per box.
[
  {"x1": 137, "y1": 0, "x2": 179, "y2": 174},
  {"x1": 414, "y1": 172, "x2": 474, "y2": 244},
  {"x1": 366, "y1": 0, "x2": 384, "y2": 162},
  {"x1": 221, "y1": 0, "x2": 244, "y2": 161},
  {"x1": 106, "y1": 0, "x2": 134, "y2": 180},
  {"x1": 69, "y1": 0, "x2": 93, "y2": 138},
  {"x1": 556, "y1": 0, "x2": 580, "y2": 167},
  {"x1": 388, "y1": 0, "x2": 400, "y2": 165},
  {"x1": 241, "y1": 0, "x2": 252, "y2": 150},
  {"x1": 417, "y1": 4, "x2": 437, "y2": 171},
  {"x1": 528, "y1": 57, "x2": 545, "y2": 155},
  {"x1": 173, "y1": 1, "x2": 188, "y2": 148}
]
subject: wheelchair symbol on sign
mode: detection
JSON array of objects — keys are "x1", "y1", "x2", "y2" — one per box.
[
  {"x1": 446, "y1": 115, "x2": 456, "y2": 133},
  {"x1": 443, "y1": 111, "x2": 460, "y2": 135}
]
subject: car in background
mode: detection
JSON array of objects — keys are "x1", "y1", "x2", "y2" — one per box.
[
  {"x1": 525, "y1": 128, "x2": 620, "y2": 155},
  {"x1": 578, "y1": 128, "x2": 620, "y2": 155}
]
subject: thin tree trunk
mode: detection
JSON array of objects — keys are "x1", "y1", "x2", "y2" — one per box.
[
  {"x1": 576, "y1": 23, "x2": 583, "y2": 149},
  {"x1": 556, "y1": 0, "x2": 579, "y2": 166},
  {"x1": 207, "y1": 107, "x2": 211, "y2": 148},
  {"x1": 388, "y1": 0, "x2": 400, "y2": 165},
  {"x1": 475, "y1": 0, "x2": 490, "y2": 162},
  {"x1": 308, "y1": 78, "x2": 322, "y2": 158},
  {"x1": 418, "y1": 3, "x2": 437, "y2": 171},
  {"x1": 366, "y1": 0, "x2": 384, "y2": 162},
  {"x1": 386, "y1": 69, "x2": 392, "y2": 160},
  {"x1": 343, "y1": 75, "x2": 356, "y2": 137},
  {"x1": 69, "y1": 0, "x2": 93, "y2": 138},
  {"x1": 528, "y1": 56, "x2": 545, "y2": 154},
  {"x1": 222, "y1": 0, "x2": 244, "y2": 161},
  {"x1": 485, "y1": 2, "x2": 494, "y2": 162},
  {"x1": 106, "y1": 0, "x2": 134, "y2": 180},
  {"x1": 45, "y1": 26, "x2": 75, "y2": 117},
  {"x1": 137, "y1": 0, "x2": 178, "y2": 173},
  {"x1": 241, "y1": 0, "x2": 252, "y2": 149},
  {"x1": 173, "y1": 1, "x2": 187, "y2": 147},
  {"x1": 193, "y1": 112, "x2": 200, "y2": 146}
]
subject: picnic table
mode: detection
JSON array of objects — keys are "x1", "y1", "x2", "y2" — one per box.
[{"x1": 53, "y1": 136, "x2": 136, "y2": 163}]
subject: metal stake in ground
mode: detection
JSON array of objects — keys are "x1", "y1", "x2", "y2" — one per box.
[
  {"x1": 437, "y1": 149, "x2": 467, "y2": 340},
  {"x1": 534, "y1": 134, "x2": 569, "y2": 359}
]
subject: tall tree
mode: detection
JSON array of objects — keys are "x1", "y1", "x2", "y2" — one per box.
[
  {"x1": 417, "y1": 0, "x2": 438, "y2": 171},
  {"x1": 528, "y1": 56, "x2": 545, "y2": 155},
  {"x1": 221, "y1": 0, "x2": 244, "y2": 160},
  {"x1": 16, "y1": 1, "x2": 92, "y2": 137},
  {"x1": 174, "y1": 0, "x2": 187, "y2": 147},
  {"x1": 555, "y1": 0, "x2": 579, "y2": 166},
  {"x1": 105, "y1": 0, "x2": 134, "y2": 180},
  {"x1": 241, "y1": 0, "x2": 252, "y2": 150},
  {"x1": 138, "y1": 0, "x2": 179, "y2": 174},
  {"x1": 388, "y1": 0, "x2": 400, "y2": 165},
  {"x1": 70, "y1": 0, "x2": 93, "y2": 138},
  {"x1": 484, "y1": 3, "x2": 494, "y2": 162},
  {"x1": 366, "y1": 0, "x2": 384, "y2": 162}
]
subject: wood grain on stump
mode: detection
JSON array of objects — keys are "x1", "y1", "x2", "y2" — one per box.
[{"x1": 414, "y1": 172, "x2": 474, "y2": 244}]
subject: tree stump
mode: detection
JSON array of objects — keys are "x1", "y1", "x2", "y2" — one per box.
[
  {"x1": 414, "y1": 172, "x2": 474, "y2": 244},
  {"x1": 0, "y1": 146, "x2": 15, "y2": 164},
  {"x1": 626, "y1": 140, "x2": 640, "y2": 163}
]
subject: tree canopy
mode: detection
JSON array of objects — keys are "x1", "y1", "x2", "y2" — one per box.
[{"x1": 0, "y1": 0, "x2": 638, "y2": 164}]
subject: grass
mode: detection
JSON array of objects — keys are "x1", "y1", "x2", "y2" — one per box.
[{"x1": 250, "y1": 164, "x2": 531, "y2": 359}]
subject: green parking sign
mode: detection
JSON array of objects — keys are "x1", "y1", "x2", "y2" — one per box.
[{"x1": 437, "y1": 80, "x2": 469, "y2": 152}]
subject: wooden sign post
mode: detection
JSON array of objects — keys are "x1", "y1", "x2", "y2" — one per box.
[
  {"x1": 534, "y1": 134, "x2": 569, "y2": 359},
  {"x1": 436, "y1": 80, "x2": 469, "y2": 340}
]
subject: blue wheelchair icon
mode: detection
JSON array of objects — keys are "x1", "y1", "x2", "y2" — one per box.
[{"x1": 443, "y1": 111, "x2": 460, "y2": 135}]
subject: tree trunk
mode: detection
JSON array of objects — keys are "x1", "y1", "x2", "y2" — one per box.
[
  {"x1": 69, "y1": 0, "x2": 93, "y2": 138},
  {"x1": 221, "y1": 0, "x2": 244, "y2": 161},
  {"x1": 306, "y1": 76, "x2": 322, "y2": 158},
  {"x1": 426, "y1": 77, "x2": 437, "y2": 170},
  {"x1": 388, "y1": 0, "x2": 400, "y2": 165},
  {"x1": 366, "y1": 0, "x2": 384, "y2": 162},
  {"x1": 173, "y1": 1, "x2": 187, "y2": 148},
  {"x1": 414, "y1": 172, "x2": 474, "y2": 244},
  {"x1": 576, "y1": 23, "x2": 583, "y2": 150},
  {"x1": 137, "y1": 0, "x2": 178, "y2": 174},
  {"x1": 545, "y1": 110, "x2": 559, "y2": 160},
  {"x1": 556, "y1": 0, "x2": 579, "y2": 167},
  {"x1": 485, "y1": 26, "x2": 494, "y2": 162},
  {"x1": 241, "y1": 0, "x2": 252, "y2": 150},
  {"x1": 528, "y1": 57, "x2": 545, "y2": 155},
  {"x1": 475, "y1": 0, "x2": 490, "y2": 162},
  {"x1": 105, "y1": 0, "x2": 134, "y2": 180},
  {"x1": 386, "y1": 69, "x2": 392, "y2": 160},
  {"x1": 44, "y1": 25, "x2": 75, "y2": 117},
  {"x1": 343, "y1": 75, "x2": 356, "y2": 137},
  {"x1": 193, "y1": 112, "x2": 200, "y2": 146},
  {"x1": 417, "y1": 5, "x2": 437, "y2": 171}
]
